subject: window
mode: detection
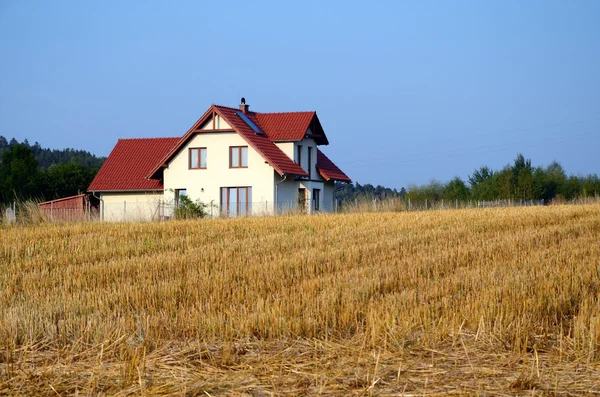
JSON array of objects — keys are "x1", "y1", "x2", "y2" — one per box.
[
  {"x1": 175, "y1": 189, "x2": 187, "y2": 208},
  {"x1": 297, "y1": 145, "x2": 302, "y2": 167},
  {"x1": 235, "y1": 111, "x2": 264, "y2": 134},
  {"x1": 307, "y1": 147, "x2": 313, "y2": 179},
  {"x1": 189, "y1": 148, "x2": 207, "y2": 169},
  {"x1": 230, "y1": 146, "x2": 248, "y2": 168},
  {"x1": 220, "y1": 187, "x2": 252, "y2": 217},
  {"x1": 313, "y1": 188, "x2": 320, "y2": 211}
]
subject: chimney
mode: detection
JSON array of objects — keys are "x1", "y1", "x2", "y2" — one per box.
[{"x1": 239, "y1": 97, "x2": 249, "y2": 113}]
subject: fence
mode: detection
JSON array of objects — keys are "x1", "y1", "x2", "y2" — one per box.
[
  {"x1": 93, "y1": 199, "x2": 336, "y2": 222},
  {"x1": 2, "y1": 195, "x2": 599, "y2": 224},
  {"x1": 338, "y1": 195, "x2": 600, "y2": 213}
]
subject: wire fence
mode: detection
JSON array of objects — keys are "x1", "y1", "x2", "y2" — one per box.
[
  {"x1": 2, "y1": 195, "x2": 599, "y2": 224},
  {"x1": 101, "y1": 199, "x2": 337, "y2": 222},
  {"x1": 338, "y1": 195, "x2": 600, "y2": 213}
]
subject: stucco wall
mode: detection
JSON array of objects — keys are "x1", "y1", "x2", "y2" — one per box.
[
  {"x1": 274, "y1": 142, "x2": 294, "y2": 162},
  {"x1": 163, "y1": 131, "x2": 275, "y2": 216},
  {"x1": 323, "y1": 181, "x2": 335, "y2": 212},
  {"x1": 274, "y1": 178, "x2": 335, "y2": 214},
  {"x1": 100, "y1": 191, "x2": 163, "y2": 222}
]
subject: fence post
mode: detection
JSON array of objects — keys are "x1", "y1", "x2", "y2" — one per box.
[
  {"x1": 51, "y1": 202, "x2": 54, "y2": 221},
  {"x1": 408, "y1": 198, "x2": 411, "y2": 211},
  {"x1": 441, "y1": 199, "x2": 444, "y2": 210},
  {"x1": 124, "y1": 200, "x2": 126, "y2": 221},
  {"x1": 425, "y1": 199, "x2": 428, "y2": 210}
]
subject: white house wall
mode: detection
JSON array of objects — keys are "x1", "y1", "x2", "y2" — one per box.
[
  {"x1": 163, "y1": 131, "x2": 275, "y2": 216},
  {"x1": 275, "y1": 177, "x2": 300, "y2": 213},
  {"x1": 274, "y1": 136, "x2": 337, "y2": 214},
  {"x1": 100, "y1": 192, "x2": 163, "y2": 222},
  {"x1": 323, "y1": 181, "x2": 335, "y2": 212},
  {"x1": 275, "y1": 177, "x2": 335, "y2": 214},
  {"x1": 275, "y1": 142, "x2": 295, "y2": 162}
]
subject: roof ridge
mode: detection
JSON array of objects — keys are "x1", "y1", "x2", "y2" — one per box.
[
  {"x1": 213, "y1": 104, "x2": 315, "y2": 115},
  {"x1": 118, "y1": 137, "x2": 180, "y2": 141},
  {"x1": 213, "y1": 104, "x2": 242, "y2": 111},
  {"x1": 257, "y1": 110, "x2": 316, "y2": 115}
]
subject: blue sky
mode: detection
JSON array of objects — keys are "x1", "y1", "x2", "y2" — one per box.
[{"x1": 1, "y1": 1, "x2": 598, "y2": 188}]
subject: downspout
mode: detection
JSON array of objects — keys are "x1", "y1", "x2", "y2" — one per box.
[
  {"x1": 275, "y1": 174, "x2": 287, "y2": 215},
  {"x1": 91, "y1": 191, "x2": 104, "y2": 221}
]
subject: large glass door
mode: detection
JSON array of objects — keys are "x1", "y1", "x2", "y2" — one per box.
[{"x1": 220, "y1": 187, "x2": 252, "y2": 217}]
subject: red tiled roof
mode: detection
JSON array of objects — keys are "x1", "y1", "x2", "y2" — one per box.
[
  {"x1": 254, "y1": 112, "x2": 314, "y2": 141},
  {"x1": 317, "y1": 149, "x2": 351, "y2": 182},
  {"x1": 255, "y1": 111, "x2": 328, "y2": 144},
  {"x1": 88, "y1": 137, "x2": 180, "y2": 191},
  {"x1": 97, "y1": 103, "x2": 349, "y2": 191},
  {"x1": 147, "y1": 104, "x2": 310, "y2": 179},
  {"x1": 213, "y1": 105, "x2": 308, "y2": 177}
]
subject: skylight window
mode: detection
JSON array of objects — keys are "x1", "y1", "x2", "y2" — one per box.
[{"x1": 235, "y1": 111, "x2": 264, "y2": 135}]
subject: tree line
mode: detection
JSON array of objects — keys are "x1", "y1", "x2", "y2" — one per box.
[
  {"x1": 1, "y1": 138, "x2": 597, "y2": 206},
  {"x1": 336, "y1": 154, "x2": 599, "y2": 204},
  {"x1": 0, "y1": 136, "x2": 105, "y2": 204}
]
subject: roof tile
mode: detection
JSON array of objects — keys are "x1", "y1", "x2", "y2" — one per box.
[
  {"x1": 88, "y1": 137, "x2": 179, "y2": 191},
  {"x1": 317, "y1": 149, "x2": 351, "y2": 182},
  {"x1": 90, "y1": 104, "x2": 350, "y2": 192},
  {"x1": 254, "y1": 112, "x2": 315, "y2": 141},
  {"x1": 214, "y1": 106, "x2": 308, "y2": 177}
]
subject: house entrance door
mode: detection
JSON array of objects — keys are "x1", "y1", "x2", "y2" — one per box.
[{"x1": 298, "y1": 188, "x2": 307, "y2": 212}]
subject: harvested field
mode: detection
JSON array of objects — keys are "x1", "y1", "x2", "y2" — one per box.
[{"x1": 1, "y1": 204, "x2": 600, "y2": 395}]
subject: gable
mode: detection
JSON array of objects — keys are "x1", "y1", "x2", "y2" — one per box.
[
  {"x1": 148, "y1": 104, "x2": 309, "y2": 179},
  {"x1": 199, "y1": 113, "x2": 232, "y2": 130},
  {"x1": 254, "y1": 112, "x2": 329, "y2": 144}
]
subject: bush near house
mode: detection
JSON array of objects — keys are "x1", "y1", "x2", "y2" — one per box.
[{"x1": 173, "y1": 195, "x2": 211, "y2": 219}]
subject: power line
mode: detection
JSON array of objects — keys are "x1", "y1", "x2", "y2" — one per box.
[{"x1": 344, "y1": 131, "x2": 596, "y2": 170}]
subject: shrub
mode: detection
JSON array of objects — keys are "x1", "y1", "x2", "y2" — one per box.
[{"x1": 173, "y1": 195, "x2": 210, "y2": 219}]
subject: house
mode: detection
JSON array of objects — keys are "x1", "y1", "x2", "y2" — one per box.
[{"x1": 88, "y1": 99, "x2": 350, "y2": 221}]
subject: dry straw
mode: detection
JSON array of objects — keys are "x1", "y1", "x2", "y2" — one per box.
[{"x1": 1, "y1": 204, "x2": 599, "y2": 394}]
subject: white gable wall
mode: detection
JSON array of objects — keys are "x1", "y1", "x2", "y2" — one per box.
[
  {"x1": 99, "y1": 191, "x2": 163, "y2": 222},
  {"x1": 200, "y1": 114, "x2": 232, "y2": 130},
  {"x1": 163, "y1": 132, "x2": 275, "y2": 216}
]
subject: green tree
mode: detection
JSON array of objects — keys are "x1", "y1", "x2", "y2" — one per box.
[
  {"x1": 512, "y1": 154, "x2": 533, "y2": 200},
  {"x1": 469, "y1": 166, "x2": 497, "y2": 200},
  {"x1": 580, "y1": 174, "x2": 600, "y2": 197},
  {"x1": 495, "y1": 167, "x2": 514, "y2": 200},
  {"x1": 0, "y1": 144, "x2": 41, "y2": 202},
  {"x1": 443, "y1": 177, "x2": 470, "y2": 201},
  {"x1": 44, "y1": 162, "x2": 99, "y2": 199}
]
